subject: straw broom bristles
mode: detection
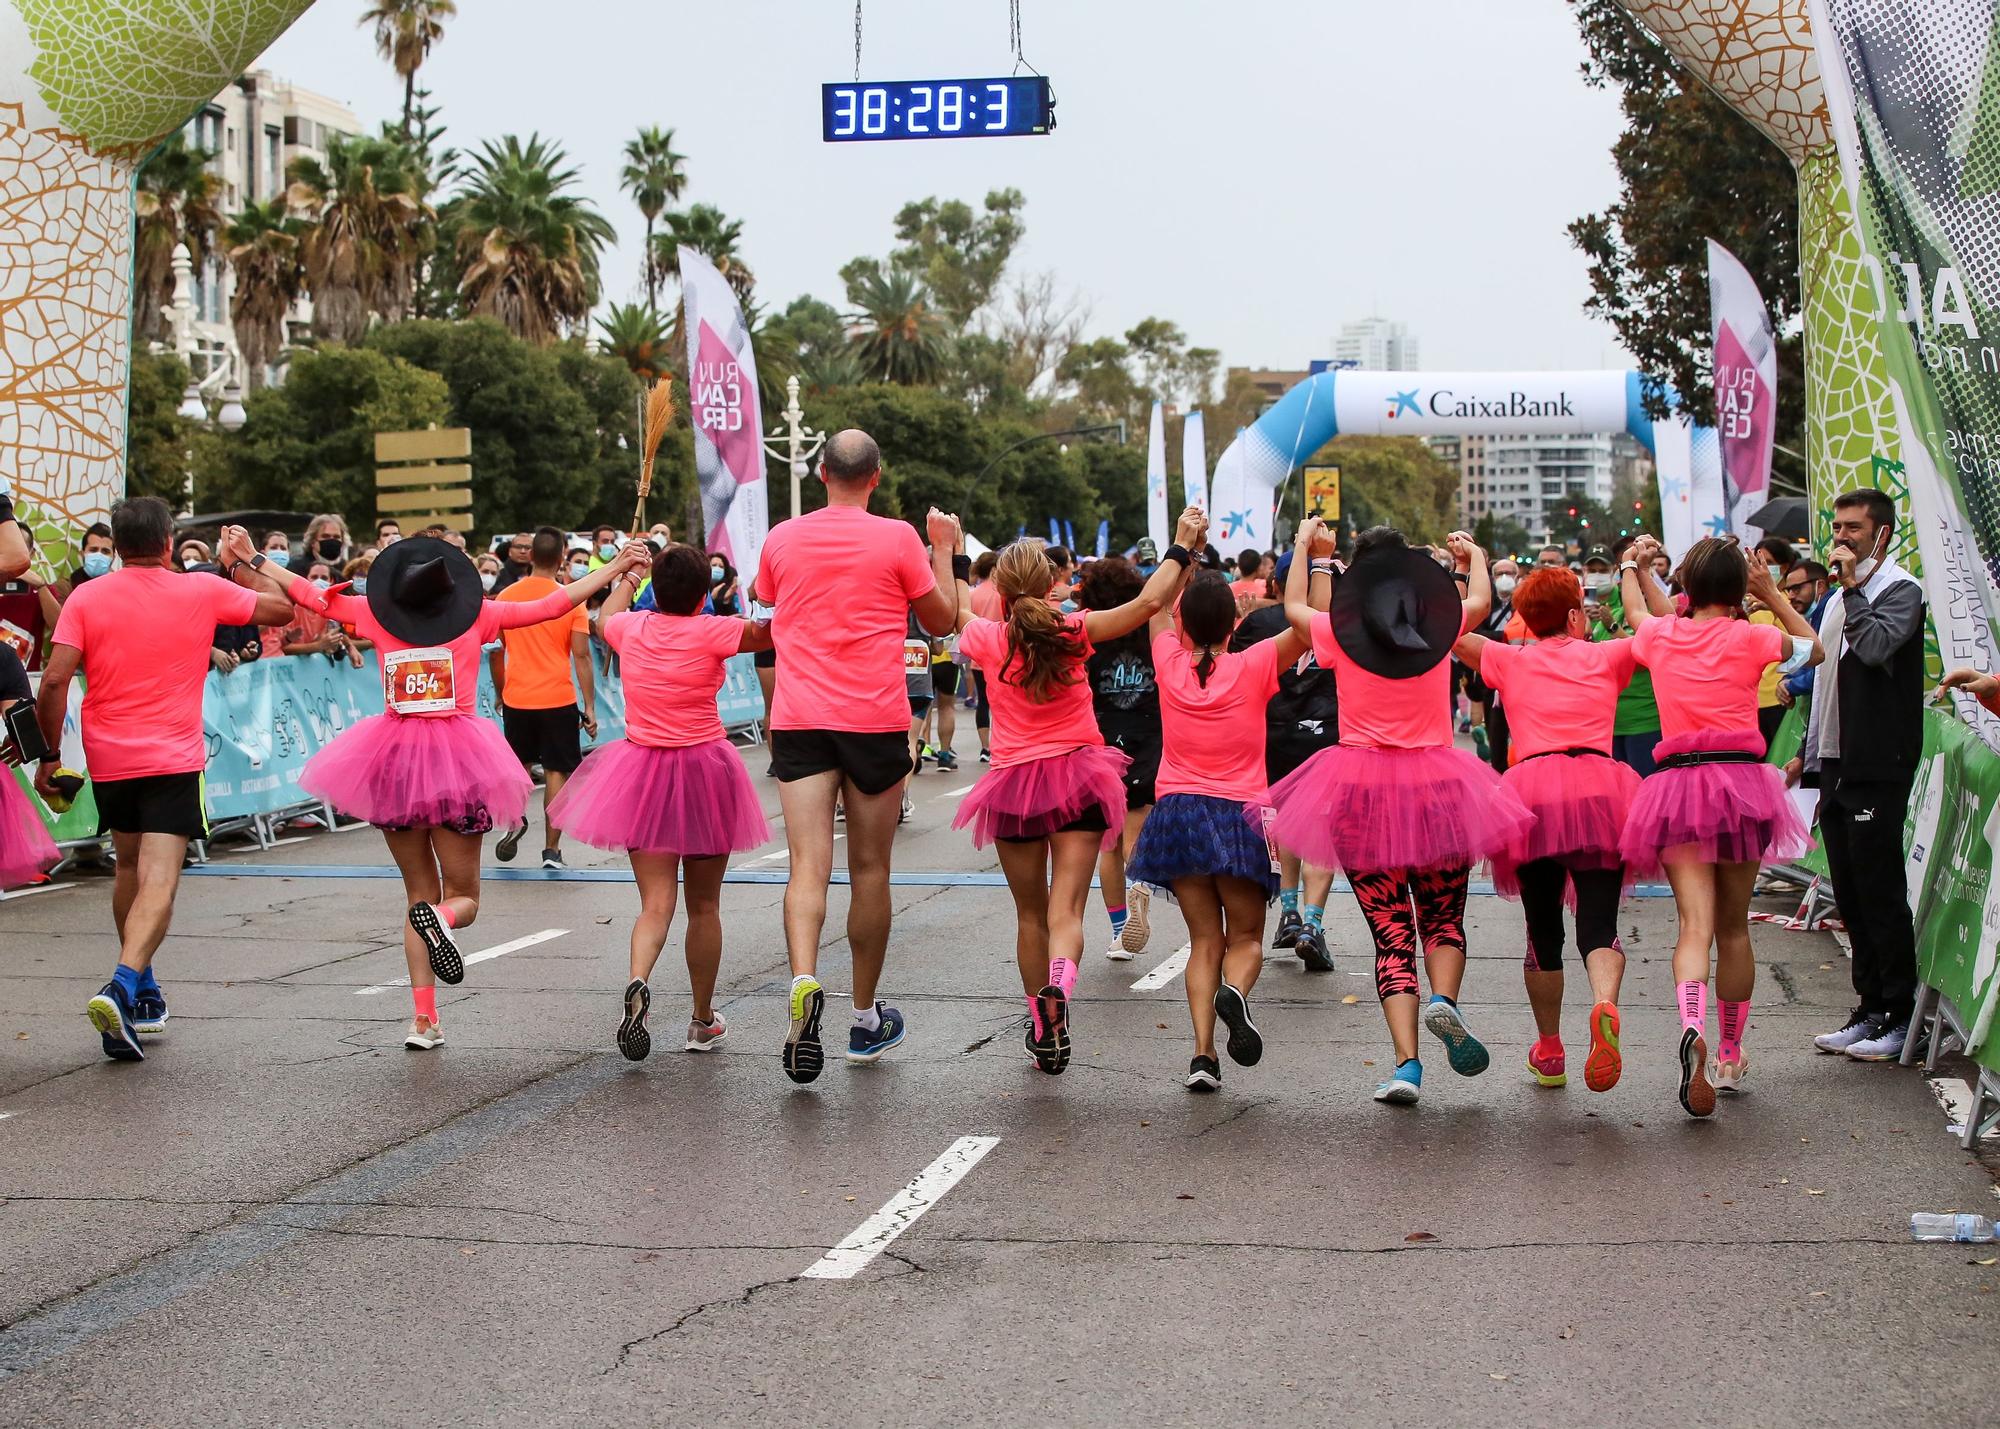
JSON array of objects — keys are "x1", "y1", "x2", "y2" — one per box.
[{"x1": 632, "y1": 376, "x2": 675, "y2": 532}]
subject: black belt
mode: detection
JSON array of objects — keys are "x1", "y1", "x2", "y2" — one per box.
[
  {"x1": 1656, "y1": 750, "x2": 1761, "y2": 771},
  {"x1": 1521, "y1": 747, "x2": 1611, "y2": 762}
]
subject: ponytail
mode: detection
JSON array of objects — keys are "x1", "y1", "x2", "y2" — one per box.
[
  {"x1": 994, "y1": 539, "x2": 1087, "y2": 703},
  {"x1": 1193, "y1": 648, "x2": 1217, "y2": 689}
]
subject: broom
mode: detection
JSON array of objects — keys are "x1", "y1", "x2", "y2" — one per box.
[{"x1": 632, "y1": 376, "x2": 675, "y2": 535}]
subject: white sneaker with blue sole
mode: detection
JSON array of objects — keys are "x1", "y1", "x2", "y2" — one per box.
[{"x1": 1422, "y1": 997, "x2": 1490, "y2": 1077}]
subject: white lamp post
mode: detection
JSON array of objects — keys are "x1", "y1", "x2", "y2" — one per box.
[{"x1": 760, "y1": 374, "x2": 827, "y2": 521}]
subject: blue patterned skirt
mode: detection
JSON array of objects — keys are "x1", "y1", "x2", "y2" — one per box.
[{"x1": 1125, "y1": 793, "x2": 1280, "y2": 902}]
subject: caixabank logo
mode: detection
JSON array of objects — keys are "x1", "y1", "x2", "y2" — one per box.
[{"x1": 1420, "y1": 388, "x2": 1579, "y2": 419}]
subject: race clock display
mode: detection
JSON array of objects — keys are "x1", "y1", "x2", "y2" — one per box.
[{"x1": 822, "y1": 77, "x2": 1054, "y2": 142}]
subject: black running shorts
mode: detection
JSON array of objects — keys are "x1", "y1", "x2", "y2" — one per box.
[
  {"x1": 94, "y1": 771, "x2": 207, "y2": 839},
  {"x1": 769, "y1": 729, "x2": 913, "y2": 796},
  {"x1": 503, "y1": 704, "x2": 583, "y2": 776}
]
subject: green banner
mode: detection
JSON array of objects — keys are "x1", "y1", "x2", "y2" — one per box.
[{"x1": 1904, "y1": 708, "x2": 2000, "y2": 1072}]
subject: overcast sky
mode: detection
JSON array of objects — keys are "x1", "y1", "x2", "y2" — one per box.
[{"x1": 254, "y1": 0, "x2": 1634, "y2": 374}]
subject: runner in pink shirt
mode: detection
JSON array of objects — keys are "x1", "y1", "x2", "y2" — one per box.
[
  {"x1": 1122, "y1": 543, "x2": 1317, "y2": 1094},
  {"x1": 751, "y1": 429, "x2": 959, "y2": 1085},
  {"x1": 934, "y1": 508, "x2": 1206, "y2": 1075},
  {"x1": 1453, "y1": 565, "x2": 1641, "y2": 1096},
  {"x1": 1270, "y1": 520, "x2": 1531, "y2": 1108},
  {"x1": 225, "y1": 527, "x2": 648, "y2": 1050},
  {"x1": 36, "y1": 500, "x2": 296, "y2": 1063},
  {"x1": 1617, "y1": 535, "x2": 1820, "y2": 1117},
  {"x1": 548, "y1": 542, "x2": 773, "y2": 1063}
]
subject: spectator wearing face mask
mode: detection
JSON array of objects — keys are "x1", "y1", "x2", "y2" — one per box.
[
  {"x1": 301, "y1": 514, "x2": 350, "y2": 573},
  {"x1": 709, "y1": 557, "x2": 741, "y2": 616},
  {"x1": 338, "y1": 555, "x2": 376, "y2": 653},
  {"x1": 475, "y1": 552, "x2": 503, "y2": 596},
  {"x1": 260, "y1": 529, "x2": 294, "y2": 572},
  {"x1": 267, "y1": 561, "x2": 360, "y2": 666},
  {"x1": 565, "y1": 542, "x2": 594, "y2": 587},
  {"x1": 588, "y1": 525, "x2": 623, "y2": 570},
  {"x1": 65, "y1": 522, "x2": 115, "y2": 593}
]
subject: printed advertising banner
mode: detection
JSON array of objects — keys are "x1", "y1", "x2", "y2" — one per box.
[
  {"x1": 1810, "y1": 0, "x2": 2000, "y2": 747},
  {"x1": 1706, "y1": 238, "x2": 1779, "y2": 540},
  {"x1": 681, "y1": 247, "x2": 768, "y2": 589},
  {"x1": 1326, "y1": 369, "x2": 1633, "y2": 438},
  {"x1": 1145, "y1": 401, "x2": 1170, "y2": 552}
]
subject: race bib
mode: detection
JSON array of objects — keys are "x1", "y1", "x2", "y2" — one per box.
[
  {"x1": 0, "y1": 619, "x2": 33, "y2": 665},
  {"x1": 1259, "y1": 805, "x2": 1282, "y2": 875},
  {"x1": 903, "y1": 639, "x2": 931, "y2": 674},
  {"x1": 384, "y1": 647, "x2": 456, "y2": 714}
]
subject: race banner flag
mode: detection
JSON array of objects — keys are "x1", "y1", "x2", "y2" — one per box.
[
  {"x1": 1095, "y1": 519, "x2": 1110, "y2": 558},
  {"x1": 1705, "y1": 238, "x2": 1778, "y2": 540},
  {"x1": 1063, "y1": 519, "x2": 1076, "y2": 554},
  {"x1": 1207, "y1": 425, "x2": 1277, "y2": 554},
  {"x1": 1182, "y1": 410, "x2": 1208, "y2": 515},
  {"x1": 1808, "y1": 0, "x2": 2000, "y2": 745},
  {"x1": 680, "y1": 247, "x2": 767, "y2": 586},
  {"x1": 1146, "y1": 401, "x2": 1170, "y2": 551}
]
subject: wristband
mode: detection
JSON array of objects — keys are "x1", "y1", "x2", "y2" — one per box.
[
  {"x1": 1619, "y1": 560, "x2": 1640, "y2": 574},
  {"x1": 1309, "y1": 558, "x2": 1336, "y2": 575},
  {"x1": 37, "y1": 751, "x2": 60, "y2": 765},
  {"x1": 1451, "y1": 571, "x2": 1470, "y2": 584},
  {"x1": 952, "y1": 553, "x2": 971, "y2": 582},
  {"x1": 1163, "y1": 543, "x2": 1192, "y2": 567}
]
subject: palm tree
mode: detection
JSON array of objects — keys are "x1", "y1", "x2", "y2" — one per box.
[
  {"x1": 359, "y1": 0, "x2": 456, "y2": 136},
  {"x1": 596, "y1": 302, "x2": 674, "y2": 385},
  {"x1": 846, "y1": 267, "x2": 949, "y2": 386},
  {"x1": 286, "y1": 132, "x2": 434, "y2": 343},
  {"x1": 652, "y1": 204, "x2": 754, "y2": 300},
  {"x1": 448, "y1": 134, "x2": 616, "y2": 344},
  {"x1": 133, "y1": 134, "x2": 224, "y2": 341},
  {"x1": 223, "y1": 199, "x2": 305, "y2": 390},
  {"x1": 796, "y1": 344, "x2": 863, "y2": 395},
  {"x1": 619, "y1": 127, "x2": 687, "y2": 310}
]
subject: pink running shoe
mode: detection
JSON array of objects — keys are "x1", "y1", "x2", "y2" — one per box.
[{"x1": 1528, "y1": 1035, "x2": 1567, "y2": 1088}]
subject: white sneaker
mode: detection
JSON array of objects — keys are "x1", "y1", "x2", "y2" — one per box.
[
  {"x1": 685, "y1": 1011, "x2": 727, "y2": 1052},
  {"x1": 899, "y1": 796, "x2": 914, "y2": 824},
  {"x1": 1120, "y1": 885, "x2": 1152, "y2": 954},
  {"x1": 1712, "y1": 1053, "x2": 1749, "y2": 1094},
  {"x1": 1845, "y1": 1019, "x2": 1908, "y2": 1062},
  {"x1": 1103, "y1": 938, "x2": 1134, "y2": 963},
  {"x1": 404, "y1": 1015, "x2": 444, "y2": 1050},
  {"x1": 1814, "y1": 1008, "x2": 1874, "y2": 1054}
]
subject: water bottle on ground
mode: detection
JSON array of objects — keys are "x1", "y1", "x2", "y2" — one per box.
[{"x1": 1909, "y1": 1212, "x2": 1998, "y2": 1242}]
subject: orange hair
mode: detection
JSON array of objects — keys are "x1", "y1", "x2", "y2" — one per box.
[{"x1": 1513, "y1": 566, "x2": 1582, "y2": 639}]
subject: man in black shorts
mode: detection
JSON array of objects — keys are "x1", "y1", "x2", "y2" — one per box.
[
  {"x1": 754, "y1": 430, "x2": 959, "y2": 1083},
  {"x1": 493, "y1": 527, "x2": 596, "y2": 869}
]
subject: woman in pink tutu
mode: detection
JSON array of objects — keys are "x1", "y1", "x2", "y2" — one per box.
[
  {"x1": 1451, "y1": 565, "x2": 1640, "y2": 1094},
  {"x1": 547, "y1": 542, "x2": 772, "y2": 1061},
  {"x1": 222, "y1": 527, "x2": 648, "y2": 1049},
  {"x1": 1617, "y1": 535, "x2": 1820, "y2": 1116},
  {"x1": 1271, "y1": 519, "x2": 1532, "y2": 1106},
  {"x1": 933, "y1": 507, "x2": 1206, "y2": 1075},
  {"x1": 0, "y1": 644, "x2": 59, "y2": 888}
]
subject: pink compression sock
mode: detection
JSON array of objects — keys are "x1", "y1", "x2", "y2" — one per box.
[
  {"x1": 1718, "y1": 998, "x2": 1749, "y2": 1060},
  {"x1": 1677, "y1": 980, "x2": 1708, "y2": 1036},
  {"x1": 1025, "y1": 992, "x2": 1045, "y2": 1039},
  {"x1": 412, "y1": 985, "x2": 438, "y2": 1022},
  {"x1": 1049, "y1": 957, "x2": 1078, "y2": 996}
]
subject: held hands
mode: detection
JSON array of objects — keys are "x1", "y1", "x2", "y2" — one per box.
[
  {"x1": 1445, "y1": 531, "x2": 1482, "y2": 572},
  {"x1": 218, "y1": 525, "x2": 257, "y2": 569},
  {"x1": 1293, "y1": 517, "x2": 1337, "y2": 560},
  {"x1": 925, "y1": 507, "x2": 962, "y2": 552},
  {"x1": 614, "y1": 541, "x2": 652, "y2": 579},
  {"x1": 1173, "y1": 506, "x2": 1208, "y2": 552}
]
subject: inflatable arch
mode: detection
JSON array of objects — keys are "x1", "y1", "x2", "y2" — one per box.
[{"x1": 1207, "y1": 369, "x2": 1721, "y2": 556}]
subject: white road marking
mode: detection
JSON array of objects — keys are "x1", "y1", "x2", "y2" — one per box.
[
  {"x1": 1131, "y1": 943, "x2": 1193, "y2": 991},
  {"x1": 747, "y1": 847, "x2": 790, "y2": 865},
  {"x1": 800, "y1": 1135, "x2": 999, "y2": 1280},
  {"x1": 0, "y1": 1112, "x2": 13, "y2": 1122},
  {"x1": 1929, "y1": 1075, "x2": 1997, "y2": 1140},
  {"x1": 931, "y1": 785, "x2": 975, "y2": 802},
  {"x1": 0, "y1": 883, "x2": 73, "y2": 902},
  {"x1": 355, "y1": 928, "x2": 568, "y2": 995}
]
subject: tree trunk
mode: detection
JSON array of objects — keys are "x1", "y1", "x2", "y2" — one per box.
[
  {"x1": 644, "y1": 218, "x2": 657, "y2": 311},
  {"x1": 402, "y1": 71, "x2": 416, "y2": 137}
]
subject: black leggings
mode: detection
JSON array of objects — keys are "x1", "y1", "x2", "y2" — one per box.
[
  {"x1": 1350, "y1": 865, "x2": 1471, "y2": 1002},
  {"x1": 1515, "y1": 859, "x2": 1624, "y2": 972},
  {"x1": 973, "y1": 670, "x2": 991, "y2": 731}
]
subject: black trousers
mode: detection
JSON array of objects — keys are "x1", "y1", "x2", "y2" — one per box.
[{"x1": 1818, "y1": 764, "x2": 1918, "y2": 1022}]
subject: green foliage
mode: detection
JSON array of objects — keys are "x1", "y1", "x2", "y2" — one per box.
[
  {"x1": 596, "y1": 302, "x2": 673, "y2": 384},
  {"x1": 1473, "y1": 512, "x2": 1535, "y2": 564},
  {"x1": 203, "y1": 344, "x2": 449, "y2": 519},
  {"x1": 441, "y1": 134, "x2": 616, "y2": 343},
  {"x1": 1542, "y1": 493, "x2": 1617, "y2": 555},
  {"x1": 1310, "y1": 437, "x2": 1460, "y2": 547},
  {"x1": 883, "y1": 189, "x2": 1026, "y2": 328},
  {"x1": 125, "y1": 352, "x2": 196, "y2": 505},
  {"x1": 845, "y1": 268, "x2": 950, "y2": 386},
  {"x1": 654, "y1": 204, "x2": 753, "y2": 299}
]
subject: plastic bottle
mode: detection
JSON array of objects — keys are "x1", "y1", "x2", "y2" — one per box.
[{"x1": 1909, "y1": 1212, "x2": 1999, "y2": 1242}]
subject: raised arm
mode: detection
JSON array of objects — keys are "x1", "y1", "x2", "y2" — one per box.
[
  {"x1": 925, "y1": 510, "x2": 974, "y2": 635},
  {"x1": 1619, "y1": 536, "x2": 1673, "y2": 625},
  {"x1": 1284, "y1": 516, "x2": 1338, "y2": 643},
  {"x1": 217, "y1": 524, "x2": 320, "y2": 626},
  {"x1": 493, "y1": 543, "x2": 651, "y2": 630},
  {"x1": 1084, "y1": 507, "x2": 1207, "y2": 644},
  {"x1": 1745, "y1": 558, "x2": 1824, "y2": 669},
  {"x1": 1448, "y1": 531, "x2": 1490, "y2": 631}
]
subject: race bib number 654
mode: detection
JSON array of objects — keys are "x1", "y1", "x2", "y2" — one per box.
[{"x1": 384, "y1": 647, "x2": 455, "y2": 714}]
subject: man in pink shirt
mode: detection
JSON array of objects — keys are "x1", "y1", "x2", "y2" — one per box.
[
  {"x1": 754, "y1": 429, "x2": 959, "y2": 1083},
  {"x1": 35, "y1": 498, "x2": 295, "y2": 1062}
]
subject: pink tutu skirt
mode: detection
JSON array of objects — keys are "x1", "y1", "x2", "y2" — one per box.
[
  {"x1": 548, "y1": 737, "x2": 768, "y2": 857},
  {"x1": 0, "y1": 774, "x2": 58, "y2": 888},
  {"x1": 1269, "y1": 743, "x2": 1534, "y2": 874},
  {"x1": 302, "y1": 713, "x2": 532, "y2": 831},
  {"x1": 953, "y1": 743, "x2": 1131, "y2": 850},
  {"x1": 1490, "y1": 751, "x2": 1641, "y2": 897},
  {"x1": 1619, "y1": 729, "x2": 1812, "y2": 876}
]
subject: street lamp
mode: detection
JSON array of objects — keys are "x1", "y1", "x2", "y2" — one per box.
[
  {"x1": 963, "y1": 422, "x2": 1126, "y2": 510},
  {"x1": 760, "y1": 374, "x2": 827, "y2": 521}
]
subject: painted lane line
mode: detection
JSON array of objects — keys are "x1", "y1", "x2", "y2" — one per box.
[
  {"x1": 800, "y1": 1135, "x2": 999, "y2": 1280},
  {"x1": 1929, "y1": 1075, "x2": 1997, "y2": 1140},
  {"x1": 931, "y1": 784, "x2": 976, "y2": 802},
  {"x1": 0, "y1": 883, "x2": 73, "y2": 902},
  {"x1": 746, "y1": 847, "x2": 790, "y2": 865},
  {"x1": 355, "y1": 928, "x2": 568, "y2": 995},
  {"x1": 1131, "y1": 943, "x2": 1193, "y2": 991},
  {"x1": 0, "y1": 1112, "x2": 13, "y2": 1122}
]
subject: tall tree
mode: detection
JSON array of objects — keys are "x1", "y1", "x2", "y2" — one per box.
[
  {"x1": 359, "y1": 0, "x2": 456, "y2": 136},
  {"x1": 884, "y1": 189, "x2": 1026, "y2": 328},
  {"x1": 286, "y1": 131, "x2": 434, "y2": 343},
  {"x1": 845, "y1": 267, "x2": 949, "y2": 386},
  {"x1": 222, "y1": 198, "x2": 305, "y2": 391},
  {"x1": 595, "y1": 302, "x2": 673, "y2": 385},
  {"x1": 132, "y1": 133, "x2": 223, "y2": 341},
  {"x1": 653, "y1": 203, "x2": 753, "y2": 299},
  {"x1": 447, "y1": 134, "x2": 616, "y2": 344},
  {"x1": 1566, "y1": 0, "x2": 1802, "y2": 436},
  {"x1": 619, "y1": 126, "x2": 688, "y2": 309}
]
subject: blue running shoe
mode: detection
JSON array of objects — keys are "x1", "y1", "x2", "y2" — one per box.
[
  {"x1": 1422, "y1": 996, "x2": 1490, "y2": 1077},
  {"x1": 86, "y1": 981, "x2": 145, "y2": 1062},
  {"x1": 132, "y1": 986, "x2": 169, "y2": 1037},
  {"x1": 1373, "y1": 1058, "x2": 1423, "y2": 1104},
  {"x1": 846, "y1": 1002, "x2": 906, "y2": 1062}
]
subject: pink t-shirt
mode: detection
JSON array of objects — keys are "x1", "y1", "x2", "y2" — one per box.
[
  {"x1": 958, "y1": 614, "x2": 1101, "y2": 767},
  {"x1": 603, "y1": 610, "x2": 743, "y2": 748},
  {"x1": 1632, "y1": 615, "x2": 1787, "y2": 739},
  {"x1": 293, "y1": 574, "x2": 572, "y2": 718},
  {"x1": 1152, "y1": 631, "x2": 1283, "y2": 801},
  {"x1": 52, "y1": 566, "x2": 260, "y2": 780},
  {"x1": 970, "y1": 582, "x2": 1004, "y2": 622},
  {"x1": 1477, "y1": 636, "x2": 1636, "y2": 758},
  {"x1": 1311, "y1": 608, "x2": 1470, "y2": 751},
  {"x1": 756, "y1": 505, "x2": 938, "y2": 733}
]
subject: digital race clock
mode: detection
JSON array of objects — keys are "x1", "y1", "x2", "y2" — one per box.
[{"x1": 821, "y1": 77, "x2": 1054, "y2": 142}]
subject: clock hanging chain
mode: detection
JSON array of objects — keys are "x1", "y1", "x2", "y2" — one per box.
[{"x1": 854, "y1": 1, "x2": 863, "y2": 81}]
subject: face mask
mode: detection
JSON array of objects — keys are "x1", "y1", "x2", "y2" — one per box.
[
  {"x1": 266, "y1": 549, "x2": 290, "y2": 568},
  {"x1": 81, "y1": 552, "x2": 111, "y2": 577},
  {"x1": 351, "y1": 577, "x2": 368, "y2": 595},
  {"x1": 1853, "y1": 528, "x2": 1888, "y2": 582},
  {"x1": 312, "y1": 578, "x2": 331, "y2": 592},
  {"x1": 317, "y1": 538, "x2": 344, "y2": 561},
  {"x1": 479, "y1": 572, "x2": 497, "y2": 592},
  {"x1": 1494, "y1": 574, "x2": 1517, "y2": 597},
  {"x1": 569, "y1": 561, "x2": 589, "y2": 581},
  {"x1": 711, "y1": 567, "x2": 726, "y2": 585},
  {"x1": 599, "y1": 542, "x2": 619, "y2": 561}
]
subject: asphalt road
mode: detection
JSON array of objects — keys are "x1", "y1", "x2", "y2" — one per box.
[{"x1": 2, "y1": 739, "x2": 1996, "y2": 1427}]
